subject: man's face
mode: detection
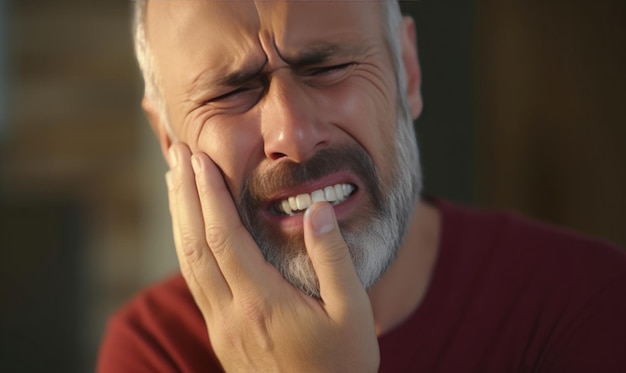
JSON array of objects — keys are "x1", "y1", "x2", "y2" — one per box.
[{"x1": 147, "y1": 1, "x2": 421, "y2": 296}]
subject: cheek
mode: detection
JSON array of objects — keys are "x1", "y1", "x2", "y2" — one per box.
[
  {"x1": 187, "y1": 114, "x2": 264, "y2": 197},
  {"x1": 319, "y1": 73, "x2": 398, "y2": 171}
]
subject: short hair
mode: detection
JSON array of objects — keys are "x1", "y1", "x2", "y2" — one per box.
[
  {"x1": 132, "y1": 0, "x2": 169, "y2": 132},
  {"x1": 131, "y1": 0, "x2": 406, "y2": 134}
]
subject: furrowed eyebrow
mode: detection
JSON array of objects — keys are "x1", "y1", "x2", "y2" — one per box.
[
  {"x1": 280, "y1": 43, "x2": 361, "y2": 68},
  {"x1": 216, "y1": 59, "x2": 268, "y2": 87},
  {"x1": 188, "y1": 43, "x2": 362, "y2": 97},
  {"x1": 282, "y1": 47, "x2": 336, "y2": 67},
  {"x1": 188, "y1": 58, "x2": 268, "y2": 97}
]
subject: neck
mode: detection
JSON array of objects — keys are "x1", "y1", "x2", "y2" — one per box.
[{"x1": 367, "y1": 198, "x2": 441, "y2": 336}]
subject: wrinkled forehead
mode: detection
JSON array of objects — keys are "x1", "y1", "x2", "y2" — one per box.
[
  {"x1": 145, "y1": 1, "x2": 386, "y2": 89},
  {"x1": 146, "y1": 0, "x2": 383, "y2": 38}
]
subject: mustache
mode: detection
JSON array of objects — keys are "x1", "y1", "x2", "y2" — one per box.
[{"x1": 239, "y1": 145, "x2": 382, "y2": 212}]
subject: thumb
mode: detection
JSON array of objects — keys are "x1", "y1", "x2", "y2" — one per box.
[{"x1": 303, "y1": 202, "x2": 367, "y2": 308}]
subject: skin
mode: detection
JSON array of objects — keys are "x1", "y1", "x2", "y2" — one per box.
[{"x1": 144, "y1": 1, "x2": 441, "y2": 371}]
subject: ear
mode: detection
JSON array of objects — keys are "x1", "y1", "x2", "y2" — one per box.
[
  {"x1": 142, "y1": 97, "x2": 173, "y2": 163},
  {"x1": 399, "y1": 16, "x2": 423, "y2": 120}
]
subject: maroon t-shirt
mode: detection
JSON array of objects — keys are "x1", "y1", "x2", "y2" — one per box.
[{"x1": 97, "y1": 199, "x2": 626, "y2": 372}]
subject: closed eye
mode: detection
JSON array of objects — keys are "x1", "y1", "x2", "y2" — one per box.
[
  {"x1": 209, "y1": 85, "x2": 263, "y2": 102},
  {"x1": 299, "y1": 62, "x2": 356, "y2": 87},
  {"x1": 204, "y1": 84, "x2": 265, "y2": 112},
  {"x1": 306, "y1": 62, "x2": 355, "y2": 76}
]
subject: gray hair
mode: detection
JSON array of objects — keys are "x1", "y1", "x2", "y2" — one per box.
[
  {"x1": 131, "y1": 0, "x2": 406, "y2": 135},
  {"x1": 132, "y1": 0, "x2": 170, "y2": 132}
]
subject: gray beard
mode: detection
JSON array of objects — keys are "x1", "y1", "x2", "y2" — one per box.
[{"x1": 237, "y1": 112, "x2": 421, "y2": 298}]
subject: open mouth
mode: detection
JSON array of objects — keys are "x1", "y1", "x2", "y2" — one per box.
[{"x1": 270, "y1": 183, "x2": 357, "y2": 216}]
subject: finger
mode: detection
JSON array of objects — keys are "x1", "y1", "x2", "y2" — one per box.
[
  {"x1": 303, "y1": 202, "x2": 370, "y2": 314},
  {"x1": 167, "y1": 143, "x2": 232, "y2": 313},
  {"x1": 190, "y1": 152, "x2": 275, "y2": 295}
]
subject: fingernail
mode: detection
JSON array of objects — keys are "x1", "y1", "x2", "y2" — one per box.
[
  {"x1": 310, "y1": 204, "x2": 335, "y2": 235},
  {"x1": 168, "y1": 146, "x2": 178, "y2": 168}
]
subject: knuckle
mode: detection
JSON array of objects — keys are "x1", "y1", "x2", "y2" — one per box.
[
  {"x1": 205, "y1": 224, "x2": 230, "y2": 256},
  {"x1": 179, "y1": 229, "x2": 206, "y2": 264}
]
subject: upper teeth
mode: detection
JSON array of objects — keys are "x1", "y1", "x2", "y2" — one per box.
[{"x1": 276, "y1": 183, "x2": 355, "y2": 216}]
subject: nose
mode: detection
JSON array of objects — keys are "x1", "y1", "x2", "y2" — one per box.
[{"x1": 261, "y1": 72, "x2": 330, "y2": 162}]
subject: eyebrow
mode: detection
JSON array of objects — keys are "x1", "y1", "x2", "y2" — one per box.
[
  {"x1": 188, "y1": 58, "x2": 268, "y2": 98},
  {"x1": 280, "y1": 42, "x2": 362, "y2": 68},
  {"x1": 188, "y1": 42, "x2": 363, "y2": 96},
  {"x1": 215, "y1": 59, "x2": 268, "y2": 87}
]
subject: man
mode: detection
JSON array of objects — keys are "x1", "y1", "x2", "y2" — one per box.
[{"x1": 98, "y1": 1, "x2": 626, "y2": 372}]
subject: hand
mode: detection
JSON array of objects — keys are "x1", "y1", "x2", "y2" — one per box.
[{"x1": 165, "y1": 143, "x2": 380, "y2": 373}]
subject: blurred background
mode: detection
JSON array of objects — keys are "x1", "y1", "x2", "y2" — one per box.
[{"x1": 1, "y1": 1, "x2": 624, "y2": 371}]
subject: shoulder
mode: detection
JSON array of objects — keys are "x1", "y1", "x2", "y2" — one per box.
[
  {"x1": 97, "y1": 274, "x2": 222, "y2": 372},
  {"x1": 435, "y1": 197, "x2": 626, "y2": 280}
]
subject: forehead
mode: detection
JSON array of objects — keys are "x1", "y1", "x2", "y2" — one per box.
[{"x1": 145, "y1": 0, "x2": 386, "y2": 91}]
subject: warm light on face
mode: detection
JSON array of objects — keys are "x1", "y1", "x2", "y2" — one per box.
[{"x1": 144, "y1": 0, "x2": 422, "y2": 296}]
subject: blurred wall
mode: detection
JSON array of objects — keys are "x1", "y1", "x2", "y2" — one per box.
[
  {"x1": 401, "y1": 1, "x2": 476, "y2": 204},
  {"x1": 0, "y1": 2, "x2": 166, "y2": 372},
  {"x1": 0, "y1": 1, "x2": 624, "y2": 372},
  {"x1": 476, "y1": 1, "x2": 626, "y2": 247},
  {"x1": 0, "y1": 0, "x2": 6, "y2": 140}
]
